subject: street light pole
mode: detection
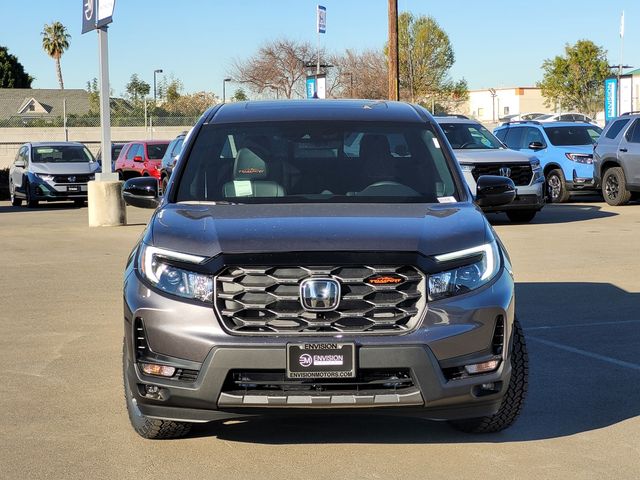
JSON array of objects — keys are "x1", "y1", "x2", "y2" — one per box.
[
  {"x1": 153, "y1": 69, "x2": 163, "y2": 103},
  {"x1": 388, "y1": 0, "x2": 399, "y2": 101},
  {"x1": 223, "y1": 78, "x2": 232, "y2": 103}
]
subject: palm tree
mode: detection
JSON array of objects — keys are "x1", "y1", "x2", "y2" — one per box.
[{"x1": 41, "y1": 21, "x2": 71, "y2": 89}]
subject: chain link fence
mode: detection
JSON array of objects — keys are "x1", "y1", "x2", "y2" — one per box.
[{"x1": 0, "y1": 114, "x2": 201, "y2": 128}]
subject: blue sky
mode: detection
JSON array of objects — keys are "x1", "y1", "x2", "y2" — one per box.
[{"x1": 1, "y1": 0, "x2": 638, "y2": 97}]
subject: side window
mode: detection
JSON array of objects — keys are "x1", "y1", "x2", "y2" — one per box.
[
  {"x1": 503, "y1": 127, "x2": 525, "y2": 149},
  {"x1": 523, "y1": 127, "x2": 545, "y2": 147},
  {"x1": 494, "y1": 129, "x2": 507, "y2": 142},
  {"x1": 604, "y1": 119, "x2": 630, "y2": 139},
  {"x1": 124, "y1": 144, "x2": 135, "y2": 160},
  {"x1": 16, "y1": 147, "x2": 27, "y2": 164},
  {"x1": 172, "y1": 138, "x2": 184, "y2": 157},
  {"x1": 132, "y1": 144, "x2": 143, "y2": 159},
  {"x1": 629, "y1": 120, "x2": 640, "y2": 144}
]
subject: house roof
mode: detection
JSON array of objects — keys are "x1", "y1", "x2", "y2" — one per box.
[
  {"x1": 0, "y1": 89, "x2": 90, "y2": 119},
  {"x1": 626, "y1": 68, "x2": 640, "y2": 76}
]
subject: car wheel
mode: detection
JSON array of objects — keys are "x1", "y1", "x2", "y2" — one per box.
[
  {"x1": 25, "y1": 181, "x2": 39, "y2": 208},
  {"x1": 9, "y1": 180, "x2": 22, "y2": 207},
  {"x1": 506, "y1": 209, "x2": 537, "y2": 223},
  {"x1": 546, "y1": 169, "x2": 570, "y2": 203},
  {"x1": 122, "y1": 341, "x2": 192, "y2": 440},
  {"x1": 448, "y1": 318, "x2": 529, "y2": 433},
  {"x1": 602, "y1": 167, "x2": 632, "y2": 206}
]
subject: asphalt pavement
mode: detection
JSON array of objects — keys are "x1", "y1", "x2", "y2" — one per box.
[{"x1": 0, "y1": 200, "x2": 639, "y2": 479}]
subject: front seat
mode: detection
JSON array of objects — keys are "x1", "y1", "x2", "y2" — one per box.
[{"x1": 222, "y1": 147, "x2": 285, "y2": 197}]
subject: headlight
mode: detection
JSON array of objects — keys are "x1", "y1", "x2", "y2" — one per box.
[
  {"x1": 429, "y1": 242, "x2": 501, "y2": 301},
  {"x1": 36, "y1": 174, "x2": 54, "y2": 181},
  {"x1": 565, "y1": 153, "x2": 593, "y2": 164},
  {"x1": 530, "y1": 159, "x2": 541, "y2": 170},
  {"x1": 138, "y1": 244, "x2": 213, "y2": 302}
]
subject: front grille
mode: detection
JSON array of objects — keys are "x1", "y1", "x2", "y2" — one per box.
[
  {"x1": 215, "y1": 265, "x2": 426, "y2": 335},
  {"x1": 52, "y1": 174, "x2": 91, "y2": 184},
  {"x1": 471, "y1": 163, "x2": 533, "y2": 186},
  {"x1": 223, "y1": 369, "x2": 415, "y2": 395}
]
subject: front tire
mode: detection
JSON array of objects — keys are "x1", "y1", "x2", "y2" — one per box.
[
  {"x1": 506, "y1": 209, "x2": 537, "y2": 223},
  {"x1": 9, "y1": 181, "x2": 22, "y2": 206},
  {"x1": 546, "y1": 169, "x2": 570, "y2": 203},
  {"x1": 25, "y1": 181, "x2": 39, "y2": 208},
  {"x1": 448, "y1": 318, "x2": 529, "y2": 433},
  {"x1": 123, "y1": 341, "x2": 192, "y2": 440},
  {"x1": 602, "y1": 167, "x2": 632, "y2": 206}
]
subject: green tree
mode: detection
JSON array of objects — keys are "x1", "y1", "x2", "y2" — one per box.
[
  {"x1": 394, "y1": 12, "x2": 466, "y2": 106},
  {"x1": 232, "y1": 88, "x2": 248, "y2": 101},
  {"x1": 41, "y1": 21, "x2": 71, "y2": 89},
  {"x1": 125, "y1": 74, "x2": 151, "y2": 105},
  {"x1": 0, "y1": 46, "x2": 33, "y2": 88},
  {"x1": 538, "y1": 40, "x2": 610, "y2": 117},
  {"x1": 86, "y1": 77, "x2": 99, "y2": 112}
]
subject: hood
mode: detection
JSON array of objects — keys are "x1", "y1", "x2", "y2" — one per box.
[
  {"x1": 551, "y1": 145, "x2": 594, "y2": 155},
  {"x1": 454, "y1": 148, "x2": 535, "y2": 164},
  {"x1": 148, "y1": 203, "x2": 491, "y2": 259},
  {"x1": 30, "y1": 162, "x2": 99, "y2": 175}
]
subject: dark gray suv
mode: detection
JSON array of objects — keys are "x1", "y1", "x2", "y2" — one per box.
[{"x1": 121, "y1": 100, "x2": 528, "y2": 439}]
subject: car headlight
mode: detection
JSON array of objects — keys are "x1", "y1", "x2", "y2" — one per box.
[
  {"x1": 428, "y1": 242, "x2": 501, "y2": 301},
  {"x1": 530, "y1": 158, "x2": 543, "y2": 180},
  {"x1": 138, "y1": 244, "x2": 213, "y2": 302},
  {"x1": 36, "y1": 174, "x2": 54, "y2": 181},
  {"x1": 565, "y1": 153, "x2": 593, "y2": 164}
]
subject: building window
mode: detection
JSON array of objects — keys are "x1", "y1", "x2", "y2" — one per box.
[
  {"x1": 503, "y1": 106, "x2": 510, "y2": 115},
  {"x1": 478, "y1": 108, "x2": 485, "y2": 118},
  {"x1": 28, "y1": 104, "x2": 35, "y2": 112}
]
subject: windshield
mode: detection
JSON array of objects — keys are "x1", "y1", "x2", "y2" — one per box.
[
  {"x1": 439, "y1": 122, "x2": 503, "y2": 149},
  {"x1": 147, "y1": 143, "x2": 169, "y2": 160},
  {"x1": 175, "y1": 121, "x2": 459, "y2": 204},
  {"x1": 543, "y1": 125, "x2": 602, "y2": 146},
  {"x1": 32, "y1": 145, "x2": 94, "y2": 163}
]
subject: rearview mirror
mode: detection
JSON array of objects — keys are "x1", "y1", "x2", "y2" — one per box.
[
  {"x1": 528, "y1": 141, "x2": 545, "y2": 150},
  {"x1": 14, "y1": 160, "x2": 26, "y2": 168},
  {"x1": 476, "y1": 175, "x2": 516, "y2": 207},
  {"x1": 122, "y1": 177, "x2": 160, "y2": 209}
]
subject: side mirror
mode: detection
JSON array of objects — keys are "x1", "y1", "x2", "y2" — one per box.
[
  {"x1": 476, "y1": 175, "x2": 516, "y2": 207},
  {"x1": 122, "y1": 177, "x2": 160, "y2": 209},
  {"x1": 528, "y1": 141, "x2": 545, "y2": 150},
  {"x1": 14, "y1": 160, "x2": 26, "y2": 168},
  {"x1": 133, "y1": 155, "x2": 143, "y2": 162}
]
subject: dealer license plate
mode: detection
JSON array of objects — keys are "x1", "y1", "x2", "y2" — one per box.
[
  {"x1": 286, "y1": 342, "x2": 356, "y2": 379},
  {"x1": 67, "y1": 185, "x2": 80, "y2": 192}
]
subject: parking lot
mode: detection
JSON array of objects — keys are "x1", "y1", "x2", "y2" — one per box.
[{"x1": 0, "y1": 199, "x2": 639, "y2": 479}]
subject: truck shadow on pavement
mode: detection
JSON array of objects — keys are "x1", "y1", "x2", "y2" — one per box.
[
  {"x1": 191, "y1": 282, "x2": 640, "y2": 444},
  {"x1": 487, "y1": 203, "x2": 618, "y2": 225}
]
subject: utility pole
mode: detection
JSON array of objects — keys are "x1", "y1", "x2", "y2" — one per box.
[{"x1": 388, "y1": 0, "x2": 399, "y2": 101}]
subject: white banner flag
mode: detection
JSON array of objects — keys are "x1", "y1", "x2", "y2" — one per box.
[
  {"x1": 620, "y1": 10, "x2": 625, "y2": 38},
  {"x1": 317, "y1": 5, "x2": 326, "y2": 34}
]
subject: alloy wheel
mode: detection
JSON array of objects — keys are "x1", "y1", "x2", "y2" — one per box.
[
  {"x1": 604, "y1": 174, "x2": 619, "y2": 201},
  {"x1": 547, "y1": 174, "x2": 561, "y2": 200}
]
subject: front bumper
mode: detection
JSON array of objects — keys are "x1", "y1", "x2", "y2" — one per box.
[
  {"x1": 482, "y1": 181, "x2": 545, "y2": 213},
  {"x1": 30, "y1": 179, "x2": 89, "y2": 200},
  {"x1": 123, "y1": 264, "x2": 516, "y2": 422}
]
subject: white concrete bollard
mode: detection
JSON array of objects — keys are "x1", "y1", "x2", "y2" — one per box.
[{"x1": 87, "y1": 180, "x2": 127, "y2": 227}]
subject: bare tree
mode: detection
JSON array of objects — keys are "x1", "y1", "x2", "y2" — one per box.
[
  {"x1": 329, "y1": 49, "x2": 388, "y2": 100},
  {"x1": 232, "y1": 38, "x2": 316, "y2": 99}
]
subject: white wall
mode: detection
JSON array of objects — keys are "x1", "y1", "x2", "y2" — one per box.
[
  {"x1": 0, "y1": 126, "x2": 189, "y2": 169},
  {"x1": 468, "y1": 88, "x2": 552, "y2": 122}
]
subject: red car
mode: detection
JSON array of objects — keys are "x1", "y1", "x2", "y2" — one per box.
[{"x1": 114, "y1": 141, "x2": 170, "y2": 180}]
